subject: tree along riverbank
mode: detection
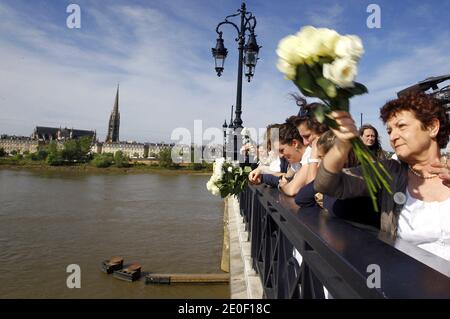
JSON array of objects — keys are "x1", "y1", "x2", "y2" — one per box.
[
  {"x1": 0, "y1": 158, "x2": 213, "y2": 175},
  {"x1": 0, "y1": 139, "x2": 213, "y2": 175}
]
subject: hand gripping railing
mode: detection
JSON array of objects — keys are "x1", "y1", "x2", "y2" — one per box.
[{"x1": 238, "y1": 185, "x2": 450, "y2": 299}]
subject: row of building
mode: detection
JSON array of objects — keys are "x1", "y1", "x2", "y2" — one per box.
[
  {"x1": 0, "y1": 132, "x2": 173, "y2": 159},
  {"x1": 0, "y1": 86, "x2": 173, "y2": 159}
]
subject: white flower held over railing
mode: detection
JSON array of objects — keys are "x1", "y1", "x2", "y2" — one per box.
[
  {"x1": 206, "y1": 157, "x2": 252, "y2": 198},
  {"x1": 276, "y1": 26, "x2": 392, "y2": 211}
]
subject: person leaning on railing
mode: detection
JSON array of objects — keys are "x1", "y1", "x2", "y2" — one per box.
[
  {"x1": 277, "y1": 111, "x2": 331, "y2": 196},
  {"x1": 276, "y1": 118, "x2": 310, "y2": 195},
  {"x1": 314, "y1": 91, "x2": 450, "y2": 261},
  {"x1": 295, "y1": 130, "x2": 379, "y2": 228},
  {"x1": 249, "y1": 120, "x2": 304, "y2": 187},
  {"x1": 292, "y1": 95, "x2": 330, "y2": 185},
  {"x1": 248, "y1": 123, "x2": 289, "y2": 187}
]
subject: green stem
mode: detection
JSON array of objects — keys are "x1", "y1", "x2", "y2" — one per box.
[{"x1": 352, "y1": 138, "x2": 392, "y2": 194}]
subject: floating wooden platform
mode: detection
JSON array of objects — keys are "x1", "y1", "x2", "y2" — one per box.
[
  {"x1": 101, "y1": 256, "x2": 124, "y2": 274},
  {"x1": 145, "y1": 273, "x2": 230, "y2": 285},
  {"x1": 113, "y1": 263, "x2": 142, "y2": 282}
]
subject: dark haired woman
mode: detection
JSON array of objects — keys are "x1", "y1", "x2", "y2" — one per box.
[
  {"x1": 314, "y1": 92, "x2": 450, "y2": 260},
  {"x1": 291, "y1": 94, "x2": 329, "y2": 147},
  {"x1": 359, "y1": 124, "x2": 386, "y2": 160},
  {"x1": 290, "y1": 94, "x2": 330, "y2": 184},
  {"x1": 248, "y1": 124, "x2": 289, "y2": 186}
]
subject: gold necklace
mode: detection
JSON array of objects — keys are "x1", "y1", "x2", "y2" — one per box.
[{"x1": 408, "y1": 165, "x2": 438, "y2": 179}]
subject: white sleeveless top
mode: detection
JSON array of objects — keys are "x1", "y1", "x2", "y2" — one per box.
[
  {"x1": 258, "y1": 151, "x2": 281, "y2": 173},
  {"x1": 397, "y1": 189, "x2": 450, "y2": 261},
  {"x1": 300, "y1": 146, "x2": 312, "y2": 166}
]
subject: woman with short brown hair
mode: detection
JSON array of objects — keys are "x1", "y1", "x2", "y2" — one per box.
[{"x1": 314, "y1": 92, "x2": 450, "y2": 260}]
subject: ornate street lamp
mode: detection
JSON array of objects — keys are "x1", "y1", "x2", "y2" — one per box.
[
  {"x1": 211, "y1": 2, "x2": 261, "y2": 161},
  {"x1": 212, "y1": 35, "x2": 228, "y2": 77},
  {"x1": 244, "y1": 32, "x2": 260, "y2": 82}
]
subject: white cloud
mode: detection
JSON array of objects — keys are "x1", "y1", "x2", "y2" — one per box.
[
  {"x1": 0, "y1": 1, "x2": 302, "y2": 144},
  {"x1": 353, "y1": 31, "x2": 450, "y2": 151},
  {"x1": 0, "y1": 0, "x2": 448, "y2": 154},
  {"x1": 306, "y1": 3, "x2": 344, "y2": 28}
]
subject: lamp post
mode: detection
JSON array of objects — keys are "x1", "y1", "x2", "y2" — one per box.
[
  {"x1": 222, "y1": 120, "x2": 228, "y2": 158},
  {"x1": 212, "y1": 2, "x2": 261, "y2": 161},
  {"x1": 226, "y1": 105, "x2": 234, "y2": 161}
]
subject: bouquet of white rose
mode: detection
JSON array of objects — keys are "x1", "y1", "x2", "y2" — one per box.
[
  {"x1": 206, "y1": 158, "x2": 252, "y2": 198},
  {"x1": 276, "y1": 26, "x2": 392, "y2": 211}
]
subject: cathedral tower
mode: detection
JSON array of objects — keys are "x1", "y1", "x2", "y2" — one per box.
[{"x1": 106, "y1": 85, "x2": 120, "y2": 143}]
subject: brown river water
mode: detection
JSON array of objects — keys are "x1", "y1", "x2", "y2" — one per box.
[{"x1": 0, "y1": 169, "x2": 229, "y2": 298}]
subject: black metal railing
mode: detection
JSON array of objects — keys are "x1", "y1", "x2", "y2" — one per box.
[{"x1": 239, "y1": 184, "x2": 450, "y2": 299}]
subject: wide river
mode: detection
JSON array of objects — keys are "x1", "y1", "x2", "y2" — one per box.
[{"x1": 0, "y1": 168, "x2": 228, "y2": 298}]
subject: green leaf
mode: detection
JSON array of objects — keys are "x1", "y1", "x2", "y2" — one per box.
[
  {"x1": 333, "y1": 98, "x2": 349, "y2": 112},
  {"x1": 313, "y1": 104, "x2": 325, "y2": 123},
  {"x1": 317, "y1": 56, "x2": 334, "y2": 65},
  {"x1": 243, "y1": 166, "x2": 252, "y2": 173},
  {"x1": 220, "y1": 188, "x2": 228, "y2": 198},
  {"x1": 297, "y1": 86, "x2": 317, "y2": 98},
  {"x1": 341, "y1": 82, "x2": 368, "y2": 97},
  {"x1": 323, "y1": 115, "x2": 340, "y2": 130},
  {"x1": 353, "y1": 82, "x2": 369, "y2": 95},
  {"x1": 294, "y1": 64, "x2": 316, "y2": 94},
  {"x1": 293, "y1": 65, "x2": 326, "y2": 100},
  {"x1": 316, "y1": 77, "x2": 337, "y2": 98}
]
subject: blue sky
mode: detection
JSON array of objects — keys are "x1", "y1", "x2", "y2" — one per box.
[{"x1": 1, "y1": 0, "x2": 449, "y2": 151}]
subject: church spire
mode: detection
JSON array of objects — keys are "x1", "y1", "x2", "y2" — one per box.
[
  {"x1": 106, "y1": 84, "x2": 121, "y2": 143},
  {"x1": 113, "y1": 84, "x2": 119, "y2": 113}
]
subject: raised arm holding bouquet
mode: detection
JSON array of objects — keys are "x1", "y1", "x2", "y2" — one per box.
[{"x1": 276, "y1": 26, "x2": 392, "y2": 211}]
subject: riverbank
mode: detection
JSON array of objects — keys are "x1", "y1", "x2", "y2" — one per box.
[{"x1": 0, "y1": 160, "x2": 212, "y2": 175}]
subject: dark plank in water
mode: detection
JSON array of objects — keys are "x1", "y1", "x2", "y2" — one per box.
[{"x1": 146, "y1": 273, "x2": 229, "y2": 284}]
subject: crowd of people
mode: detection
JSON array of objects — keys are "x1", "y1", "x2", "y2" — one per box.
[{"x1": 247, "y1": 91, "x2": 450, "y2": 262}]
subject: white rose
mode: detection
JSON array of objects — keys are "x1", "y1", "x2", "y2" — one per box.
[
  {"x1": 227, "y1": 166, "x2": 233, "y2": 172},
  {"x1": 211, "y1": 185, "x2": 221, "y2": 196},
  {"x1": 295, "y1": 26, "x2": 320, "y2": 60},
  {"x1": 323, "y1": 58, "x2": 357, "y2": 88},
  {"x1": 213, "y1": 158, "x2": 225, "y2": 180},
  {"x1": 296, "y1": 26, "x2": 339, "y2": 62},
  {"x1": 315, "y1": 28, "x2": 340, "y2": 56},
  {"x1": 335, "y1": 35, "x2": 364, "y2": 60},
  {"x1": 276, "y1": 59, "x2": 296, "y2": 80},
  {"x1": 276, "y1": 35, "x2": 303, "y2": 65},
  {"x1": 213, "y1": 169, "x2": 223, "y2": 181}
]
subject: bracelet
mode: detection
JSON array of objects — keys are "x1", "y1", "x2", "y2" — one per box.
[{"x1": 307, "y1": 158, "x2": 321, "y2": 164}]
